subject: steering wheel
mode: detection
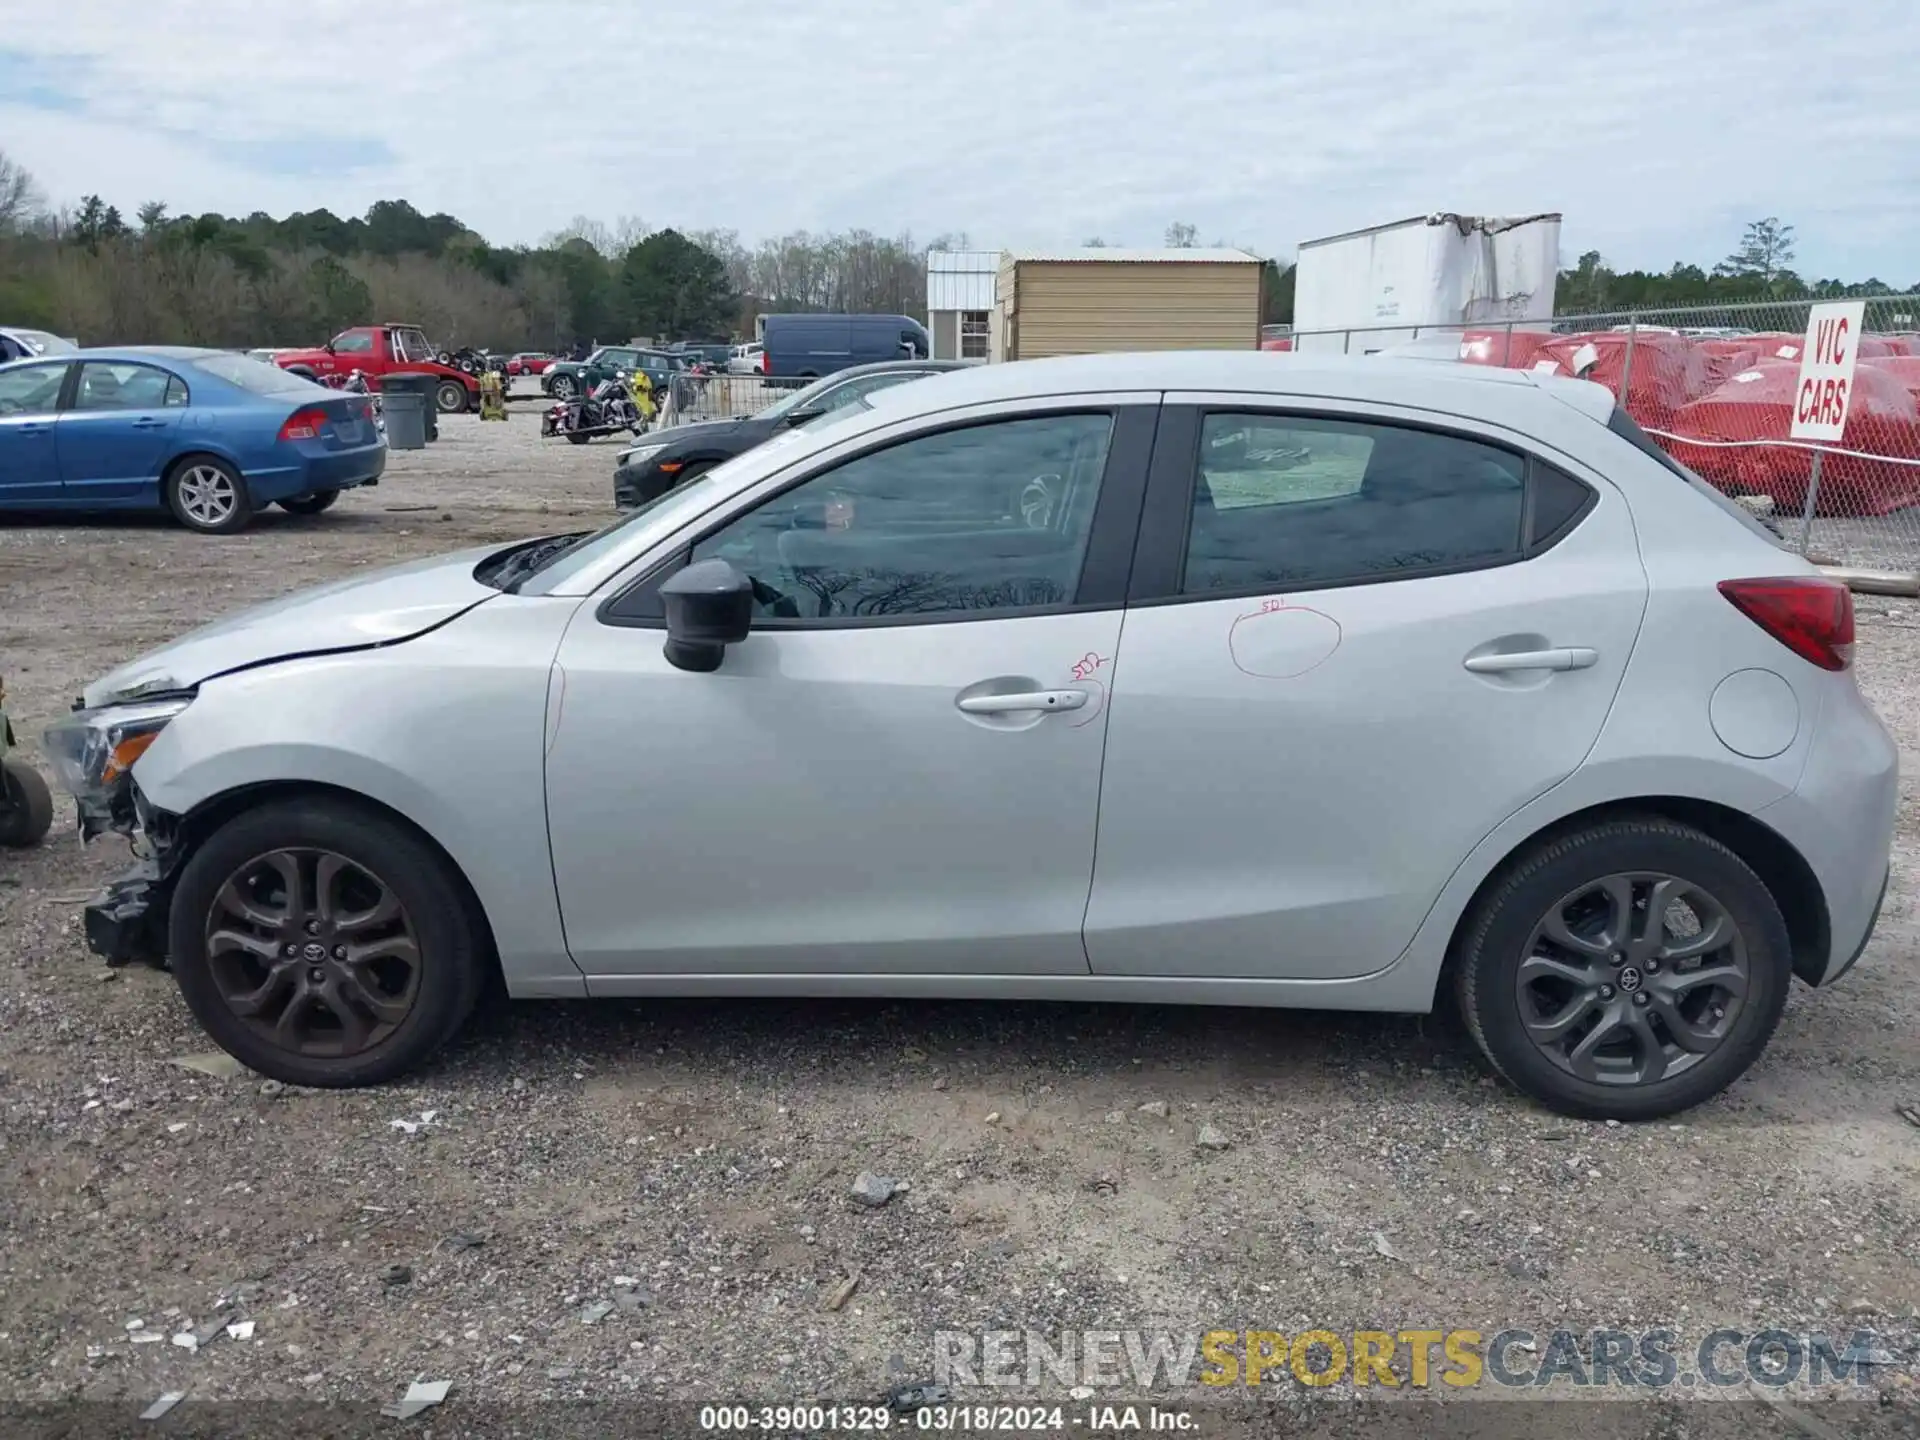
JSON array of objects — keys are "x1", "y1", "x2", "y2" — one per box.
[{"x1": 1020, "y1": 473, "x2": 1064, "y2": 529}]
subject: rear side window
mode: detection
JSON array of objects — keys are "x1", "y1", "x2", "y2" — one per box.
[{"x1": 1181, "y1": 414, "x2": 1529, "y2": 594}]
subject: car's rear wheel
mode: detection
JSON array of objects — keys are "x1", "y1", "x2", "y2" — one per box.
[
  {"x1": 168, "y1": 797, "x2": 488, "y2": 1087},
  {"x1": 277, "y1": 490, "x2": 341, "y2": 515},
  {"x1": 1455, "y1": 817, "x2": 1791, "y2": 1121},
  {"x1": 435, "y1": 380, "x2": 469, "y2": 414},
  {"x1": 165, "y1": 456, "x2": 254, "y2": 535}
]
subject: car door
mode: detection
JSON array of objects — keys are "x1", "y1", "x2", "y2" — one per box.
[
  {"x1": 544, "y1": 397, "x2": 1158, "y2": 978},
  {"x1": 55, "y1": 361, "x2": 188, "y2": 501},
  {"x1": 0, "y1": 361, "x2": 73, "y2": 502},
  {"x1": 318, "y1": 329, "x2": 375, "y2": 379},
  {"x1": 1083, "y1": 400, "x2": 1647, "y2": 980}
]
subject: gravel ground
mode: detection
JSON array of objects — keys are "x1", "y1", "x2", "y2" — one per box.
[{"x1": 1, "y1": 409, "x2": 1917, "y2": 1435}]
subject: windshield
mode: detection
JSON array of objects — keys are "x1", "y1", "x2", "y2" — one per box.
[
  {"x1": 9, "y1": 329, "x2": 76, "y2": 356},
  {"x1": 752, "y1": 372, "x2": 844, "y2": 420},
  {"x1": 510, "y1": 468, "x2": 734, "y2": 592},
  {"x1": 189, "y1": 351, "x2": 324, "y2": 396}
]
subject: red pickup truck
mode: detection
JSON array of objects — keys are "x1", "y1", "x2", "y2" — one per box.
[{"x1": 272, "y1": 324, "x2": 481, "y2": 414}]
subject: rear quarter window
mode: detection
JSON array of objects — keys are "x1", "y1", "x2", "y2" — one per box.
[
  {"x1": 1606, "y1": 405, "x2": 1785, "y2": 547},
  {"x1": 188, "y1": 353, "x2": 324, "y2": 397}
]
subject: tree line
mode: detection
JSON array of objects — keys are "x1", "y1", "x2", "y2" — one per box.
[{"x1": 0, "y1": 151, "x2": 1910, "y2": 353}]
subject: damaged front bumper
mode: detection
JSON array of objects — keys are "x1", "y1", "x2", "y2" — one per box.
[{"x1": 81, "y1": 787, "x2": 182, "y2": 968}]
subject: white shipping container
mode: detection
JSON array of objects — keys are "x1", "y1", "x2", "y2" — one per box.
[{"x1": 1291, "y1": 213, "x2": 1561, "y2": 354}]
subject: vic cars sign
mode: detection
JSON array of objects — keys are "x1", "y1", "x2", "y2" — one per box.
[{"x1": 1789, "y1": 301, "x2": 1866, "y2": 442}]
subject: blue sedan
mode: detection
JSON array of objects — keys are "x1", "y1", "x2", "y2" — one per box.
[{"x1": 0, "y1": 346, "x2": 387, "y2": 534}]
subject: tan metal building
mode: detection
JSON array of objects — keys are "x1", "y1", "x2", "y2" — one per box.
[{"x1": 990, "y1": 247, "x2": 1265, "y2": 362}]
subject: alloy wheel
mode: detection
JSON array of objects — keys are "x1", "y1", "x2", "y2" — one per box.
[
  {"x1": 1515, "y1": 872, "x2": 1750, "y2": 1087},
  {"x1": 176, "y1": 465, "x2": 237, "y2": 528},
  {"x1": 204, "y1": 848, "x2": 422, "y2": 1058}
]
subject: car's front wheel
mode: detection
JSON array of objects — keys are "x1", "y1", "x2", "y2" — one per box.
[
  {"x1": 548, "y1": 374, "x2": 576, "y2": 401},
  {"x1": 1455, "y1": 817, "x2": 1791, "y2": 1121},
  {"x1": 167, "y1": 796, "x2": 488, "y2": 1087}
]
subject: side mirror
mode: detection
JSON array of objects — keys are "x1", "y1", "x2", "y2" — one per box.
[
  {"x1": 324, "y1": 339, "x2": 336, "y2": 354},
  {"x1": 660, "y1": 558, "x2": 753, "y2": 672},
  {"x1": 783, "y1": 405, "x2": 824, "y2": 427}
]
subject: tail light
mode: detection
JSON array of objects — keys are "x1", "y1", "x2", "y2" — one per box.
[
  {"x1": 757, "y1": 349, "x2": 768, "y2": 374},
  {"x1": 278, "y1": 406, "x2": 330, "y2": 441},
  {"x1": 1718, "y1": 576, "x2": 1854, "y2": 671}
]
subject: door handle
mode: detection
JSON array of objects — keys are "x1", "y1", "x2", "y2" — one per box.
[
  {"x1": 956, "y1": 688, "x2": 1088, "y2": 715},
  {"x1": 1464, "y1": 647, "x2": 1598, "y2": 674},
  {"x1": 131, "y1": 417, "x2": 168, "y2": 429}
]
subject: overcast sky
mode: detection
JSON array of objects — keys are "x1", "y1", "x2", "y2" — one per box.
[{"x1": 3, "y1": 0, "x2": 1916, "y2": 282}]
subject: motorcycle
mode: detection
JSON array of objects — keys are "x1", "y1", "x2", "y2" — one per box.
[
  {"x1": 541, "y1": 370, "x2": 647, "y2": 444},
  {"x1": 319, "y1": 369, "x2": 386, "y2": 435}
]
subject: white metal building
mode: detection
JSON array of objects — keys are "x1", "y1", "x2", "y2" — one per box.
[{"x1": 925, "y1": 250, "x2": 999, "y2": 362}]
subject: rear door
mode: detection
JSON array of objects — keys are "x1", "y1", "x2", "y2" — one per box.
[
  {"x1": 55, "y1": 361, "x2": 187, "y2": 501},
  {"x1": 0, "y1": 361, "x2": 72, "y2": 502},
  {"x1": 1083, "y1": 399, "x2": 1647, "y2": 980}
]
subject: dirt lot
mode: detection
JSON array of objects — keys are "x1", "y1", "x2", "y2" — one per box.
[{"x1": 1, "y1": 410, "x2": 1917, "y2": 1434}]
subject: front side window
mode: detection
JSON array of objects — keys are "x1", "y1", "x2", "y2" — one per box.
[
  {"x1": 690, "y1": 413, "x2": 1115, "y2": 622},
  {"x1": 332, "y1": 331, "x2": 375, "y2": 355},
  {"x1": 73, "y1": 362, "x2": 177, "y2": 412},
  {"x1": 0, "y1": 363, "x2": 66, "y2": 415},
  {"x1": 1182, "y1": 413, "x2": 1527, "y2": 594}
]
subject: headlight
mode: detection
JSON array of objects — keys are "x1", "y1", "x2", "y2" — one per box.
[
  {"x1": 41, "y1": 697, "x2": 191, "y2": 806},
  {"x1": 620, "y1": 445, "x2": 668, "y2": 468}
]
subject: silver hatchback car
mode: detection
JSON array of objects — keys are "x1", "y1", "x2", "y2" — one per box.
[{"x1": 46, "y1": 352, "x2": 1895, "y2": 1119}]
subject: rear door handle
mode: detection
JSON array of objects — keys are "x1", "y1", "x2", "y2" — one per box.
[
  {"x1": 1464, "y1": 647, "x2": 1598, "y2": 674},
  {"x1": 956, "y1": 689, "x2": 1088, "y2": 715},
  {"x1": 131, "y1": 417, "x2": 168, "y2": 429}
]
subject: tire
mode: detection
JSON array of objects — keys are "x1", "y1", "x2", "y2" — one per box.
[
  {"x1": 549, "y1": 374, "x2": 576, "y2": 402},
  {"x1": 672, "y1": 460, "x2": 713, "y2": 489},
  {"x1": 286, "y1": 367, "x2": 317, "y2": 382},
  {"x1": 1454, "y1": 817, "x2": 1792, "y2": 1121},
  {"x1": 277, "y1": 490, "x2": 341, "y2": 515},
  {"x1": 566, "y1": 430, "x2": 592, "y2": 445},
  {"x1": 0, "y1": 757, "x2": 54, "y2": 848},
  {"x1": 167, "y1": 796, "x2": 488, "y2": 1087},
  {"x1": 435, "y1": 380, "x2": 469, "y2": 414},
  {"x1": 164, "y1": 455, "x2": 254, "y2": 535}
]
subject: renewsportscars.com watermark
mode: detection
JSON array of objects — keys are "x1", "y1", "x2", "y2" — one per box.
[{"x1": 934, "y1": 1327, "x2": 1907, "y2": 1392}]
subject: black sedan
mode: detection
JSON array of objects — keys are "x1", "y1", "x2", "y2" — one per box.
[{"x1": 612, "y1": 360, "x2": 966, "y2": 508}]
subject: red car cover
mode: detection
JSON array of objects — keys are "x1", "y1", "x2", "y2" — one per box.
[
  {"x1": 1861, "y1": 356, "x2": 1920, "y2": 404},
  {"x1": 1662, "y1": 360, "x2": 1920, "y2": 516},
  {"x1": 1459, "y1": 328, "x2": 1556, "y2": 368},
  {"x1": 1694, "y1": 340, "x2": 1760, "y2": 390},
  {"x1": 1746, "y1": 330, "x2": 1900, "y2": 364},
  {"x1": 1530, "y1": 331, "x2": 1710, "y2": 430}
]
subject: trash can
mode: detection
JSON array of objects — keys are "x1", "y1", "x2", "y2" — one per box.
[
  {"x1": 383, "y1": 391, "x2": 428, "y2": 450},
  {"x1": 383, "y1": 371, "x2": 440, "y2": 442}
]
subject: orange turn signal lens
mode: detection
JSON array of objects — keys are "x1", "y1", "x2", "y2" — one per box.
[{"x1": 102, "y1": 731, "x2": 161, "y2": 784}]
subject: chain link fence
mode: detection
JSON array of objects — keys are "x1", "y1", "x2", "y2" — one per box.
[
  {"x1": 655, "y1": 372, "x2": 808, "y2": 429},
  {"x1": 1290, "y1": 298, "x2": 1920, "y2": 580}
]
